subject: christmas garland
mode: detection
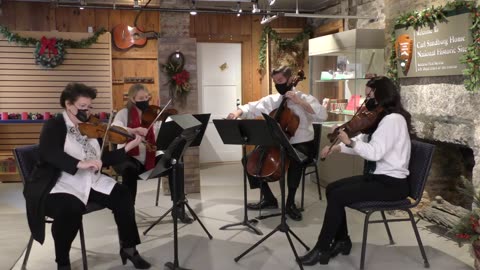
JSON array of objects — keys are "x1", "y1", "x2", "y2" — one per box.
[
  {"x1": 0, "y1": 25, "x2": 106, "y2": 68},
  {"x1": 258, "y1": 26, "x2": 313, "y2": 73},
  {"x1": 387, "y1": 0, "x2": 480, "y2": 92}
]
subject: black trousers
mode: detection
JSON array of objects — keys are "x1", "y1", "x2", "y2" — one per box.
[
  {"x1": 113, "y1": 156, "x2": 183, "y2": 203},
  {"x1": 44, "y1": 184, "x2": 140, "y2": 266},
  {"x1": 245, "y1": 140, "x2": 314, "y2": 201},
  {"x1": 316, "y1": 174, "x2": 409, "y2": 251}
]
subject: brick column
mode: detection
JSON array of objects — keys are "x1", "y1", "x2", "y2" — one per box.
[{"x1": 159, "y1": 12, "x2": 200, "y2": 194}]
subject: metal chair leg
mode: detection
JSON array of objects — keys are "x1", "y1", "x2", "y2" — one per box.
[
  {"x1": 381, "y1": 211, "x2": 394, "y2": 244},
  {"x1": 155, "y1": 177, "x2": 161, "y2": 207},
  {"x1": 407, "y1": 209, "x2": 430, "y2": 268},
  {"x1": 21, "y1": 235, "x2": 34, "y2": 270},
  {"x1": 300, "y1": 167, "x2": 306, "y2": 211},
  {"x1": 314, "y1": 165, "x2": 322, "y2": 200},
  {"x1": 79, "y1": 222, "x2": 88, "y2": 270},
  {"x1": 360, "y1": 211, "x2": 372, "y2": 270}
]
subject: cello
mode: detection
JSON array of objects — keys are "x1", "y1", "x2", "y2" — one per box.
[{"x1": 245, "y1": 71, "x2": 305, "y2": 182}]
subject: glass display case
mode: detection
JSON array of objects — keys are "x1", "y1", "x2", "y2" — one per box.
[
  {"x1": 309, "y1": 29, "x2": 385, "y2": 123},
  {"x1": 308, "y1": 29, "x2": 385, "y2": 185}
]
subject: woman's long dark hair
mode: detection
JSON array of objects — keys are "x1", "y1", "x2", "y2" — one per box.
[{"x1": 367, "y1": 76, "x2": 414, "y2": 135}]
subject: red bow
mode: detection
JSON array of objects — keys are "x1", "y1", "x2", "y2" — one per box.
[{"x1": 39, "y1": 36, "x2": 58, "y2": 57}]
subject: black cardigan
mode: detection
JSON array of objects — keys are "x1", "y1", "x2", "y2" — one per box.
[{"x1": 24, "y1": 115, "x2": 128, "y2": 244}]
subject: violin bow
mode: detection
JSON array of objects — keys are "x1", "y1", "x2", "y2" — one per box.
[
  {"x1": 94, "y1": 112, "x2": 115, "y2": 180},
  {"x1": 146, "y1": 98, "x2": 173, "y2": 131}
]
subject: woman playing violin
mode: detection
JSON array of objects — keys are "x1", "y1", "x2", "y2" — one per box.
[
  {"x1": 112, "y1": 84, "x2": 156, "y2": 203},
  {"x1": 25, "y1": 83, "x2": 150, "y2": 269},
  {"x1": 299, "y1": 76, "x2": 414, "y2": 266},
  {"x1": 112, "y1": 84, "x2": 192, "y2": 223},
  {"x1": 227, "y1": 66, "x2": 327, "y2": 221}
]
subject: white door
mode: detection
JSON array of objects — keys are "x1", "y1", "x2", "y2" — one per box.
[{"x1": 198, "y1": 43, "x2": 242, "y2": 163}]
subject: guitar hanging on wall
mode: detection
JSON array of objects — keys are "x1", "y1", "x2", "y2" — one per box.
[
  {"x1": 112, "y1": 0, "x2": 158, "y2": 50},
  {"x1": 112, "y1": 24, "x2": 158, "y2": 50}
]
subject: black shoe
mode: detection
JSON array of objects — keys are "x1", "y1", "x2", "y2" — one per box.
[
  {"x1": 120, "y1": 249, "x2": 151, "y2": 269},
  {"x1": 330, "y1": 236, "x2": 352, "y2": 257},
  {"x1": 173, "y1": 205, "x2": 194, "y2": 224},
  {"x1": 247, "y1": 198, "x2": 278, "y2": 210},
  {"x1": 178, "y1": 209, "x2": 194, "y2": 224},
  {"x1": 57, "y1": 265, "x2": 71, "y2": 270},
  {"x1": 286, "y1": 203, "x2": 302, "y2": 221},
  {"x1": 298, "y1": 246, "x2": 331, "y2": 265}
]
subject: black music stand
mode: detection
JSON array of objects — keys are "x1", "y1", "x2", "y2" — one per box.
[
  {"x1": 143, "y1": 114, "x2": 212, "y2": 239},
  {"x1": 152, "y1": 114, "x2": 210, "y2": 207},
  {"x1": 140, "y1": 115, "x2": 210, "y2": 270},
  {"x1": 233, "y1": 113, "x2": 310, "y2": 270},
  {"x1": 213, "y1": 119, "x2": 276, "y2": 236}
]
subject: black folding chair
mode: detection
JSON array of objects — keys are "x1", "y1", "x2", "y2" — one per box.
[
  {"x1": 14, "y1": 144, "x2": 105, "y2": 270},
  {"x1": 299, "y1": 123, "x2": 323, "y2": 211},
  {"x1": 347, "y1": 140, "x2": 434, "y2": 270}
]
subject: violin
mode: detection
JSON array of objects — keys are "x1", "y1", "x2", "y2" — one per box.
[
  {"x1": 141, "y1": 104, "x2": 178, "y2": 129},
  {"x1": 321, "y1": 101, "x2": 384, "y2": 161},
  {"x1": 246, "y1": 70, "x2": 305, "y2": 182},
  {"x1": 78, "y1": 116, "x2": 156, "y2": 151}
]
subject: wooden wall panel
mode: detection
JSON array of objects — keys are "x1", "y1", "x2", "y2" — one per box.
[
  {"x1": 191, "y1": 14, "x2": 308, "y2": 104},
  {"x1": 15, "y1": 3, "x2": 52, "y2": 31},
  {"x1": 111, "y1": 59, "x2": 160, "y2": 111},
  {"x1": 0, "y1": 32, "x2": 112, "y2": 113}
]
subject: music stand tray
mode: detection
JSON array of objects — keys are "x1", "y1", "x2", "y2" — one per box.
[{"x1": 231, "y1": 114, "x2": 309, "y2": 270}]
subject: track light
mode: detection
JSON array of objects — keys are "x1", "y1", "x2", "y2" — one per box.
[
  {"x1": 236, "y1": 2, "x2": 242, "y2": 16},
  {"x1": 79, "y1": 0, "x2": 85, "y2": 9},
  {"x1": 133, "y1": 0, "x2": 140, "y2": 8},
  {"x1": 268, "y1": 0, "x2": 275, "y2": 6},
  {"x1": 252, "y1": 3, "x2": 260, "y2": 13},
  {"x1": 260, "y1": 14, "x2": 278, "y2": 24},
  {"x1": 190, "y1": 0, "x2": 197, "y2": 15}
]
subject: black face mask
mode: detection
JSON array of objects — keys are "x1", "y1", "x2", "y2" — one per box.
[
  {"x1": 135, "y1": 101, "x2": 149, "y2": 112},
  {"x1": 75, "y1": 109, "x2": 89, "y2": 122},
  {"x1": 365, "y1": 98, "x2": 378, "y2": 111},
  {"x1": 275, "y1": 82, "x2": 293, "y2": 95}
]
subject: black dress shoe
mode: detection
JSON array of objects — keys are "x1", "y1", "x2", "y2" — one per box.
[
  {"x1": 286, "y1": 203, "x2": 302, "y2": 221},
  {"x1": 173, "y1": 205, "x2": 194, "y2": 224},
  {"x1": 330, "y1": 237, "x2": 352, "y2": 257},
  {"x1": 178, "y1": 209, "x2": 194, "y2": 224},
  {"x1": 298, "y1": 247, "x2": 331, "y2": 265},
  {"x1": 247, "y1": 198, "x2": 278, "y2": 210},
  {"x1": 120, "y1": 249, "x2": 151, "y2": 269}
]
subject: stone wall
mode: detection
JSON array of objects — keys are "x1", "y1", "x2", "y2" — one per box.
[
  {"x1": 158, "y1": 9, "x2": 201, "y2": 194},
  {"x1": 385, "y1": 1, "x2": 480, "y2": 201}
]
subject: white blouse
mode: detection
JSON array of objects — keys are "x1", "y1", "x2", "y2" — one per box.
[
  {"x1": 339, "y1": 113, "x2": 411, "y2": 179},
  {"x1": 238, "y1": 88, "x2": 327, "y2": 144},
  {"x1": 49, "y1": 111, "x2": 116, "y2": 205},
  {"x1": 112, "y1": 108, "x2": 161, "y2": 164}
]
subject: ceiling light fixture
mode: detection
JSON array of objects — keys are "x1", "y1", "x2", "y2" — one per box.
[
  {"x1": 133, "y1": 0, "x2": 140, "y2": 8},
  {"x1": 236, "y1": 2, "x2": 242, "y2": 16},
  {"x1": 268, "y1": 0, "x2": 275, "y2": 6},
  {"x1": 79, "y1": 0, "x2": 85, "y2": 9},
  {"x1": 252, "y1": 3, "x2": 260, "y2": 13},
  {"x1": 260, "y1": 14, "x2": 278, "y2": 24},
  {"x1": 190, "y1": 0, "x2": 197, "y2": 15}
]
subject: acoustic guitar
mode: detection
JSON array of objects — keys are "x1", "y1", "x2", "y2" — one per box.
[{"x1": 112, "y1": 24, "x2": 158, "y2": 50}]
